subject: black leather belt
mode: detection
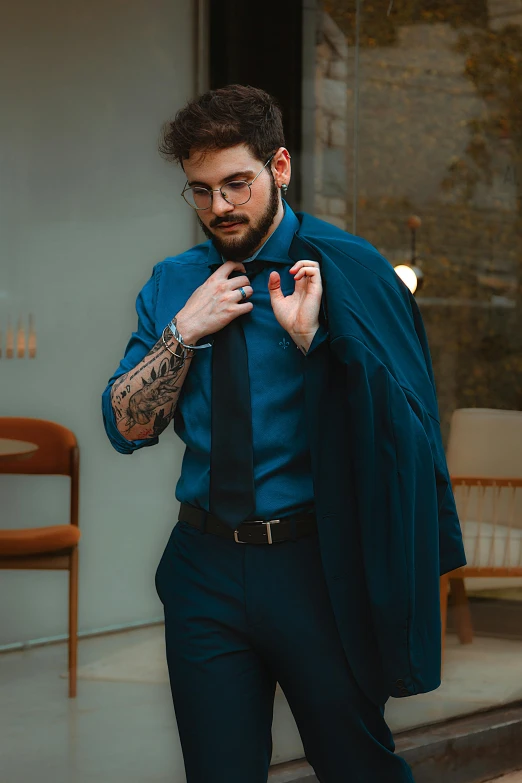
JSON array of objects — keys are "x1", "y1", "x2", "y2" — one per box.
[{"x1": 178, "y1": 502, "x2": 318, "y2": 544}]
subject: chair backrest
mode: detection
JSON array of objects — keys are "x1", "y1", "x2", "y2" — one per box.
[
  {"x1": 446, "y1": 410, "x2": 522, "y2": 569},
  {"x1": 0, "y1": 418, "x2": 77, "y2": 476},
  {"x1": 446, "y1": 408, "x2": 522, "y2": 478}
]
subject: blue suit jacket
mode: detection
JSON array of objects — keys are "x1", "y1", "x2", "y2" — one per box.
[{"x1": 289, "y1": 212, "x2": 467, "y2": 705}]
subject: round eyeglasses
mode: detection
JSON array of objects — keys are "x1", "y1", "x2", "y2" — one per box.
[{"x1": 181, "y1": 155, "x2": 275, "y2": 211}]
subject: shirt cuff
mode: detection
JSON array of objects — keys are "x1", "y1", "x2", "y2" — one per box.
[{"x1": 101, "y1": 385, "x2": 159, "y2": 454}]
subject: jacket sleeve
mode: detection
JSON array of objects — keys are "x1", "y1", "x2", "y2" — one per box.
[
  {"x1": 306, "y1": 323, "x2": 329, "y2": 356},
  {"x1": 406, "y1": 290, "x2": 468, "y2": 577},
  {"x1": 333, "y1": 333, "x2": 465, "y2": 696},
  {"x1": 101, "y1": 267, "x2": 161, "y2": 454}
]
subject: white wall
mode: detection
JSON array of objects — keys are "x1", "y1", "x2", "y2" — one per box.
[{"x1": 0, "y1": 0, "x2": 195, "y2": 644}]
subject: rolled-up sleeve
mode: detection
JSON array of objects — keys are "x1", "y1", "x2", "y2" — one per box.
[{"x1": 101, "y1": 266, "x2": 161, "y2": 454}]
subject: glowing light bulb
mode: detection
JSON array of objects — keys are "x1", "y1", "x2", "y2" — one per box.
[{"x1": 394, "y1": 264, "x2": 419, "y2": 294}]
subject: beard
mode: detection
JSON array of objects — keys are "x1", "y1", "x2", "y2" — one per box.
[{"x1": 197, "y1": 176, "x2": 280, "y2": 261}]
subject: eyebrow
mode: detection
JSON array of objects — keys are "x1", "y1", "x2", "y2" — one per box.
[{"x1": 187, "y1": 170, "x2": 255, "y2": 188}]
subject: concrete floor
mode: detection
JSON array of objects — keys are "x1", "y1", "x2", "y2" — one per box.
[
  {"x1": 2, "y1": 625, "x2": 522, "y2": 783},
  {"x1": 1, "y1": 628, "x2": 185, "y2": 783}
]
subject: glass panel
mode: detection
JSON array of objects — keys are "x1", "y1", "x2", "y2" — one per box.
[{"x1": 311, "y1": 0, "x2": 522, "y2": 441}]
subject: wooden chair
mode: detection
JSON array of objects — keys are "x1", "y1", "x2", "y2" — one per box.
[
  {"x1": 440, "y1": 408, "x2": 522, "y2": 673},
  {"x1": 0, "y1": 418, "x2": 81, "y2": 697}
]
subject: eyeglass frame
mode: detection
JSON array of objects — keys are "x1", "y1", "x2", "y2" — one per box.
[{"x1": 180, "y1": 154, "x2": 275, "y2": 211}]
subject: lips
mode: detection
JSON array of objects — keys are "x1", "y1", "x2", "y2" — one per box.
[{"x1": 217, "y1": 222, "x2": 243, "y2": 229}]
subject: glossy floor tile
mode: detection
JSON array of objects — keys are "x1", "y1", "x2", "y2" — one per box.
[{"x1": 1, "y1": 626, "x2": 522, "y2": 782}]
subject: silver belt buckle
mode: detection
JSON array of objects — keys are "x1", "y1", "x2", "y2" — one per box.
[{"x1": 233, "y1": 519, "x2": 280, "y2": 544}]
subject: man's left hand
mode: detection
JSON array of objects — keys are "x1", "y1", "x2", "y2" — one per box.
[{"x1": 268, "y1": 260, "x2": 322, "y2": 344}]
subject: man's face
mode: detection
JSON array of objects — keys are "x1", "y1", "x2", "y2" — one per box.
[{"x1": 182, "y1": 144, "x2": 281, "y2": 261}]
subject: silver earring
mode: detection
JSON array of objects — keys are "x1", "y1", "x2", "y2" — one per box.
[{"x1": 281, "y1": 183, "x2": 288, "y2": 197}]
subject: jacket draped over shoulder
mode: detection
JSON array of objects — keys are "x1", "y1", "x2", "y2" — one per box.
[{"x1": 290, "y1": 214, "x2": 466, "y2": 702}]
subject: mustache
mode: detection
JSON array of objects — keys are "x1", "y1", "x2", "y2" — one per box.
[{"x1": 210, "y1": 215, "x2": 249, "y2": 228}]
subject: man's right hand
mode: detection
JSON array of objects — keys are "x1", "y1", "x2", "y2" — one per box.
[{"x1": 175, "y1": 260, "x2": 254, "y2": 344}]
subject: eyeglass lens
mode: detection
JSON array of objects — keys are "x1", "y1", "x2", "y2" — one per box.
[{"x1": 184, "y1": 181, "x2": 251, "y2": 210}]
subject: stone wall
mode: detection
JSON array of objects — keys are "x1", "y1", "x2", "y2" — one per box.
[
  {"x1": 314, "y1": 11, "x2": 349, "y2": 230},
  {"x1": 311, "y1": 7, "x2": 522, "y2": 438}
]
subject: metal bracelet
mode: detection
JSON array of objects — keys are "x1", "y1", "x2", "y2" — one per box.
[
  {"x1": 167, "y1": 316, "x2": 213, "y2": 350},
  {"x1": 161, "y1": 326, "x2": 189, "y2": 366}
]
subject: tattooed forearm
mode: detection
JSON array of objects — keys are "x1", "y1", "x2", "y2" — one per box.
[
  {"x1": 111, "y1": 336, "x2": 194, "y2": 442},
  {"x1": 112, "y1": 338, "x2": 165, "y2": 395},
  {"x1": 126, "y1": 340, "x2": 166, "y2": 385}
]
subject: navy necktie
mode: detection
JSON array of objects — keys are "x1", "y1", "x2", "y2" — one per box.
[{"x1": 207, "y1": 256, "x2": 281, "y2": 529}]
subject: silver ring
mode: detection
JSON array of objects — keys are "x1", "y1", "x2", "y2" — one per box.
[{"x1": 238, "y1": 287, "x2": 246, "y2": 301}]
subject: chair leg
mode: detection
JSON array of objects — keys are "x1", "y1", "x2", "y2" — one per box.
[
  {"x1": 440, "y1": 573, "x2": 449, "y2": 677},
  {"x1": 68, "y1": 546, "x2": 79, "y2": 698},
  {"x1": 449, "y1": 577, "x2": 473, "y2": 644}
]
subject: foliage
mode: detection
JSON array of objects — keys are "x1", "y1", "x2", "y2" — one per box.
[{"x1": 323, "y1": 0, "x2": 488, "y2": 48}]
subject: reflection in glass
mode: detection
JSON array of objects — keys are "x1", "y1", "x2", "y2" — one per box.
[{"x1": 313, "y1": 0, "x2": 522, "y2": 437}]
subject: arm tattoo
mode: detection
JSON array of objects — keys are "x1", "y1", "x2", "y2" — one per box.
[
  {"x1": 112, "y1": 345, "x2": 192, "y2": 440},
  {"x1": 112, "y1": 338, "x2": 164, "y2": 395}
]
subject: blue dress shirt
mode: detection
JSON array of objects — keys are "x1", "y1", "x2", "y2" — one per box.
[{"x1": 101, "y1": 202, "x2": 329, "y2": 520}]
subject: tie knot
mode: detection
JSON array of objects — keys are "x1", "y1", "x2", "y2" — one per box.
[
  {"x1": 208, "y1": 257, "x2": 289, "y2": 281},
  {"x1": 242, "y1": 258, "x2": 269, "y2": 281},
  {"x1": 208, "y1": 257, "x2": 270, "y2": 281}
]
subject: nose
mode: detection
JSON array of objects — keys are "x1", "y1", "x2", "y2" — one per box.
[{"x1": 211, "y1": 189, "x2": 236, "y2": 218}]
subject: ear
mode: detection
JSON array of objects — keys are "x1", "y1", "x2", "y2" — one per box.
[{"x1": 271, "y1": 147, "x2": 291, "y2": 190}]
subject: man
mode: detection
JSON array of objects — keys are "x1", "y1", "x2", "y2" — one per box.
[{"x1": 102, "y1": 84, "x2": 465, "y2": 783}]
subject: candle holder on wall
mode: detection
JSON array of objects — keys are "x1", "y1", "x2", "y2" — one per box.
[
  {"x1": 6, "y1": 316, "x2": 14, "y2": 358},
  {"x1": 1, "y1": 314, "x2": 37, "y2": 359},
  {"x1": 17, "y1": 316, "x2": 25, "y2": 358},
  {"x1": 28, "y1": 313, "x2": 36, "y2": 358}
]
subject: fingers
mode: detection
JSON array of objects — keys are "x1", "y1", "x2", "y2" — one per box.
[
  {"x1": 235, "y1": 285, "x2": 253, "y2": 301},
  {"x1": 289, "y1": 260, "x2": 320, "y2": 281},
  {"x1": 220, "y1": 260, "x2": 246, "y2": 276}
]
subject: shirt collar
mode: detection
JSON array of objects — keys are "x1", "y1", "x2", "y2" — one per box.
[{"x1": 208, "y1": 200, "x2": 299, "y2": 268}]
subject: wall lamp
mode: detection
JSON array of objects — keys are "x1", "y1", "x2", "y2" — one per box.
[{"x1": 394, "y1": 215, "x2": 424, "y2": 295}]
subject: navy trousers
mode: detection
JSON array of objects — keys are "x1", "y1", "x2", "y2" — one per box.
[{"x1": 154, "y1": 514, "x2": 416, "y2": 783}]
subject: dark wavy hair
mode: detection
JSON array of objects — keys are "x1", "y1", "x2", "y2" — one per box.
[{"x1": 158, "y1": 84, "x2": 286, "y2": 166}]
